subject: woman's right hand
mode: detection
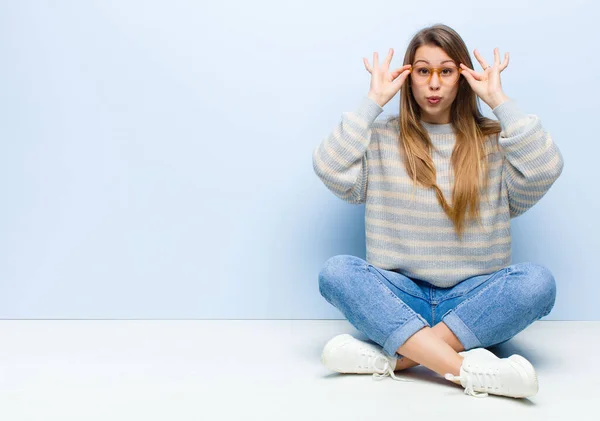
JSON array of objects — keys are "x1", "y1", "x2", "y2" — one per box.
[{"x1": 363, "y1": 49, "x2": 412, "y2": 107}]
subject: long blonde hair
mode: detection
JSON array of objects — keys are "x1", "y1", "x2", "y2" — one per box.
[{"x1": 387, "y1": 24, "x2": 502, "y2": 240}]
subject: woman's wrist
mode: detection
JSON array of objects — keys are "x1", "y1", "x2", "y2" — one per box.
[{"x1": 486, "y1": 92, "x2": 510, "y2": 110}]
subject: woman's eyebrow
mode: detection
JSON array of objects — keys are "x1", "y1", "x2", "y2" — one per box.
[{"x1": 413, "y1": 59, "x2": 456, "y2": 65}]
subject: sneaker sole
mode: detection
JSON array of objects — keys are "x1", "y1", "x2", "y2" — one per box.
[{"x1": 507, "y1": 354, "x2": 539, "y2": 397}]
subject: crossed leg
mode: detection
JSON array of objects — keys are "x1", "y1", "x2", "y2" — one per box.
[{"x1": 394, "y1": 322, "x2": 464, "y2": 373}]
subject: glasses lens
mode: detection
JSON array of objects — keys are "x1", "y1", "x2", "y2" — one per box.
[{"x1": 411, "y1": 65, "x2": 430, "y2": 84}]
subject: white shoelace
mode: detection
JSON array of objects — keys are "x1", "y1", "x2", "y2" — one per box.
[
  {"x1": 371, "y1": 355, "x2": 413, "y2": 382},
  {"x1": 444, "y1": 366, "x2": 500, "y2": 398}
]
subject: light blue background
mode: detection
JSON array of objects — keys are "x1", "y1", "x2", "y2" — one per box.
[{"x1": 0, "y1": 1, "x2": 596, "y2": 319}]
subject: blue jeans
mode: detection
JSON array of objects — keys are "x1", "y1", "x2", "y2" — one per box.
[{"x1": 318, "y1": 255, "x2": 556, "y2": 359}]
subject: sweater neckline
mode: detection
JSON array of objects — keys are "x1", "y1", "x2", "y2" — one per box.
[{"x1": 420, "y1": 120, "x2": 455, "y2": 135}]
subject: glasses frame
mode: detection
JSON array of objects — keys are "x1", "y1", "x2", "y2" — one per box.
[{"x1": 409, "y1": 64, "x2": 463, "y2": 85}]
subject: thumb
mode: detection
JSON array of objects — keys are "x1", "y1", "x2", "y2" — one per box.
[
  {"x1": 392, "y1": 69, "x2": 411, "y2": 89},
  {"x1": 460, "y1": 68, "x2": 476, "y2": 85},
  {"x1": 390, "y1": 65, "x2": 411, "y2": 79}
]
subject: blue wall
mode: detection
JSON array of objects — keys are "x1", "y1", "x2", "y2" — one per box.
[{"x1": 0, "y1": 0, "x2": 596, "y2": 319}]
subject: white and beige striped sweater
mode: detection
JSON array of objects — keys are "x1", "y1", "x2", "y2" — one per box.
[{"x1": 312, "y1": 96, "x2": 564, "y2": 287}]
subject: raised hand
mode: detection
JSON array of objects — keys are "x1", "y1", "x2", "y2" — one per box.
[
  {"x1": 459, "y1": 48, "x2": 510, "y2": 109},
  {"x1": 363, "y1": 48, "x2": 412, "y2": 107}
]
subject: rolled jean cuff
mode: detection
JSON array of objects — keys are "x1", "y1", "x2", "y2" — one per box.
[
  {"x1": 442, "y1": 310, "x2": 482, "y2": 350},
  {"x1": 382, "y1": 314, "x2": 429, "y2": 358}
]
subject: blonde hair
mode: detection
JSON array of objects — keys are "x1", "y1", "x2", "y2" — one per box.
[{"x1": 386, "y1": 24, "x2": 502, "y2": 240}]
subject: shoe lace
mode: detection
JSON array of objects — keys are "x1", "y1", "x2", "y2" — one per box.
[
  {"x1": 371, "y1": 355, "x2": 413, "y2": 382},
  {"x1": 444, "y1": 365, "x2": 501, "y2": 398}
]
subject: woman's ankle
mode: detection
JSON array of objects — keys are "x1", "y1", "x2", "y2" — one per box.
[{"x1": 394, "y1": 356, "x2": 419, "y2": 371}]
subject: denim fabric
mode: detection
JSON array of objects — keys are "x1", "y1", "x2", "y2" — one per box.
[{"x1": 318, "y1": 254, "x2": 556, "y2": 359}]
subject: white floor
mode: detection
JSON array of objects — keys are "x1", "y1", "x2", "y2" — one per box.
[{"x1": 0, "y1": 320, "x2": 597, "y2": 420}]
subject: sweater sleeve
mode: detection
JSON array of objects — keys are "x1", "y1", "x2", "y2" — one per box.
[
  {"x1": 492, "y1": 99, "x2": 564, "y2": 218},
  {"x1": 312, "y1": 96, "x2": 384, "y2": 204}
]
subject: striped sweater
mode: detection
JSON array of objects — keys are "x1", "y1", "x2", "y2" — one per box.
[{"x1": 312, "y1": 95, "x2": 564, "y2": 287}]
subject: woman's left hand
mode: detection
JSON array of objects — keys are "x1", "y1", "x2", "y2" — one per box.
[{"x1": 460, "y1": 48, "x2": 510, "y2": 109}]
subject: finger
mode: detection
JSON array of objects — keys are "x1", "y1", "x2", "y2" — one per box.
[
  {"x1": 391, "y1": 69, "x2": 411, "y2": 84},
  {"x1": 500, "y1": 52, "x2": 509, "y2": 71},
  {"x1": 473, "y1": 49, "x2": 490, "y2": 71},
  {"x1": 494, "y1": 48, "x2": 501, "y2": 66},
  {"x1": 363, "y1": 57, "x2": 372, "y2": 73},
  {"x1": 390, "y1": 64, "x2": 412, "y2": 78},
  {"x1": 373, "y1": 52, "x2": 379, "y2": 70},
  {"x1": 460, "y1": 67, "x2": 476, "y2": 84},
  {"x1": 392, "y1": 69, "x2": 412, "y2": 88},
  {"x1": 460, "y1": 63, "x2": 484, "y2": 81},
  {"x1": 384, "y1": 48, "x2": 394, "y2": 69}
]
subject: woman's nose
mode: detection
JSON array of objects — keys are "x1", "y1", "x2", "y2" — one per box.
[{"x1": 429, "y1": 71, "x2": 441, "y2": 87}]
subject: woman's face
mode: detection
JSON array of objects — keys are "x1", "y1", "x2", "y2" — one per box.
[{"x1": 410, "y1": 45, "x2": 461, "y2": 124}]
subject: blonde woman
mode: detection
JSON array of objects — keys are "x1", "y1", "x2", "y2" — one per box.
[{"x1": 313, "y1": 24, "x2": 563, "y2": 398}]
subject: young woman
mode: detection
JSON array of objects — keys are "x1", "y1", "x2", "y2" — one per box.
[{"x1": 312, "y1": 24, "x2": 564, "y2": 399}]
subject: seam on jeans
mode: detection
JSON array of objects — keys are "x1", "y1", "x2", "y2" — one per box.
[
  {"x1": 365, "y1": 265, "x2": 422, "y2": 314},
  {"x1": 438, "y1": 268, "x2": 510, "y2": 304},
  {"x1": 450, "y1": 267, "x2": 511, "y2": 316},
  {"x1": 367, "y1": 264, "x2": 428, "y2": 303}
]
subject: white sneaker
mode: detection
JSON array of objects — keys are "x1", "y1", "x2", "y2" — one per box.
[
  {"x1": 442, "y1": 348, "x2": 497, "y2": 385},
  {"x1": 321, "y1": 334, "x2": 412, "y2": 382},
  {"x1": 445, "y1": 349, "x2": 539, "y2": 398},
  {"x1": 458, "y1": 347, "x2": 497, "y2": 359}
]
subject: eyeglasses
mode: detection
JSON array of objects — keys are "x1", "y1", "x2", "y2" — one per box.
[{"x1": 409, "y1": 65, "x2": 462, "y2": 85}]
